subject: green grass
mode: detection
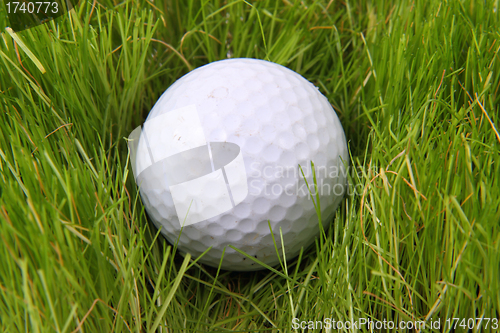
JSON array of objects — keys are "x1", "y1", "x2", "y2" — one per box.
[{"x1": 1, "y1": 0, "x2": 499, "y2": 332}]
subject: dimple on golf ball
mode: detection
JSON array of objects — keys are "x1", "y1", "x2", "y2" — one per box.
[{"x1": 129, "y1": 58, "x2": 348, "y2": 271}]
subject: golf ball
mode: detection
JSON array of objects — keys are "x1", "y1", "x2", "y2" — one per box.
[{"x1": 130, "y1": 58, "x2": 348, "y2": 271}]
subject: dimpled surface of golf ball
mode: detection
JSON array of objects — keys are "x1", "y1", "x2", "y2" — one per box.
[{"x1": 134, "y1": 58, "x2": 348, "y2": 271}]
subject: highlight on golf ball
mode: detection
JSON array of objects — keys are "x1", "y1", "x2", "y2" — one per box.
[{"x1": 128, "y1": 58, "x2": 348, "y2": 271}]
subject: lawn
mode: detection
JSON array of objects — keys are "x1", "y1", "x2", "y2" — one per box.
[{"x1": 0, "y1": 0, "x2": 499, "y2": 332}]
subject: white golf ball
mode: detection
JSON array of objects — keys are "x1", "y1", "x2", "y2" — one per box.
[{"x1": 131, "y1": 58, "x2": 348, "y2": 271}]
